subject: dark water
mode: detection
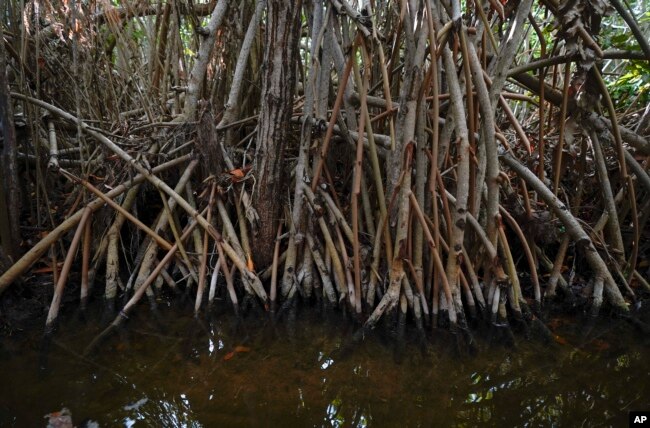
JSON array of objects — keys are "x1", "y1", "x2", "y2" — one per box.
[{"x1": 1, "y1": 304, "x2": 648, "y2": 427}]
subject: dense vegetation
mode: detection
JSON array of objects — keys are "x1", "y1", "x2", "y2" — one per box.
[{"x1": 0, "y1": 0, "x2": 648, "y2": 345}]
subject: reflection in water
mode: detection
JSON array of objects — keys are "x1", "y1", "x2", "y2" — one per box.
[
  {"x1": 123, "y1": 395, "x2": 201, "y2": 428},
  {"x1": 320, "y1": 355, "x2": 335, "y2": 370},
  {"x1": 0, "y1": 306, "x2": 648, "y2": 427}
]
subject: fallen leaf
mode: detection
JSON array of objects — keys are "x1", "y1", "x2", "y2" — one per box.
[
  {"x1": 33, "y1": 262, "x2": 63, "y2": 274},
  {"x1": 228, "y1": 168, "x2": 246, "y2": 179},
  {"x1": 590, "y1": 339, "x2": 610, "y2": 351},
  {"x1": 223, "y1": 351, "x2": 235, "y2": 361},
  {"x1": 234, "y1": 346, "x2": 251, "y2": 353},
  {"x1": 553, "y1": 335, "x2": 569, "y2": 346},
  {"x1": 225, "y1": 165, "x2": 252, "y2": 183}
]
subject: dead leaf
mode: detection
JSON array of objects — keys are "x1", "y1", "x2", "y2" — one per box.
[
  {"x1": 226, "y1": 165, "x2": 252, "y2": 183},
  {"x1": 590, "y1": 339, "x2": 610, "y2": 351},
  {"x1": 32, "y1": 262, "x2": 63, "y2": 274},
  {"x1": 553, "y1": 334, "x2": 569, "y2": 346}
]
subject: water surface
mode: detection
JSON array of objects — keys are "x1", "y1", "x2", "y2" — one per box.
[{"x1": 1, "y1": 305, "x2": 648, "y2": 427}]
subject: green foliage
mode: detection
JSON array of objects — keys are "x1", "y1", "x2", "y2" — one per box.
[
  {"x1": 577, "y1": 4, "x2": 650, "y2": 109},
  {"x1": 641, "y1": 11, "x2": 650, "y2": 24},
  {"x1": 608, "y1": 32, "x2": 635, "y2": 49},
  {"x1": 609, "y1": 60, "x2": 650, "y2": 107}
]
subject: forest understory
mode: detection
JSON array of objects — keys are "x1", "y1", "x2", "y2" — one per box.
[{"x1": 0, "y1": 0, "x2": 649, "y2": 352}]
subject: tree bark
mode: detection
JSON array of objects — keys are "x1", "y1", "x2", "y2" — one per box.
[
  {"x1": 0, "y1": 36, "x2": 21, "y2": 259},
  {"x1": 184, "y1": 0, "x2": 231, "y2": 119},
  {"x1": 253, "y1": 0, "x2": 301, "y2": 268}
]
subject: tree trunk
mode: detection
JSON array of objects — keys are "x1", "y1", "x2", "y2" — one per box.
[
  {"x1": 0, "y1": 36, "x2": 21, "y2": 259},
  {"x1": 253, "y1": 0, "x2": 301, "y2": 268}
]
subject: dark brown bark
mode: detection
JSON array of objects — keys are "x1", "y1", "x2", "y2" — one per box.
[
  {"x1": 0, "y1": 37, "x2": 21, "y2": 259},
  {"x1": 253, "y1": 0, "x2": 302, "y2": 268}
]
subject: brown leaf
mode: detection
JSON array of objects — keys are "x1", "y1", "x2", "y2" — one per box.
[
  {"x1": 553, "y1": 334, "x2": 569, "y2": 346},
  {"x1": 590, "y1": 339, "x2": 610, "y2": 351}
]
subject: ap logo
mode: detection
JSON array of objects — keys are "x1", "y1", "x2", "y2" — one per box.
[{"x1": 630, "y1": 412, "x2": 650, "y2": 426}]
